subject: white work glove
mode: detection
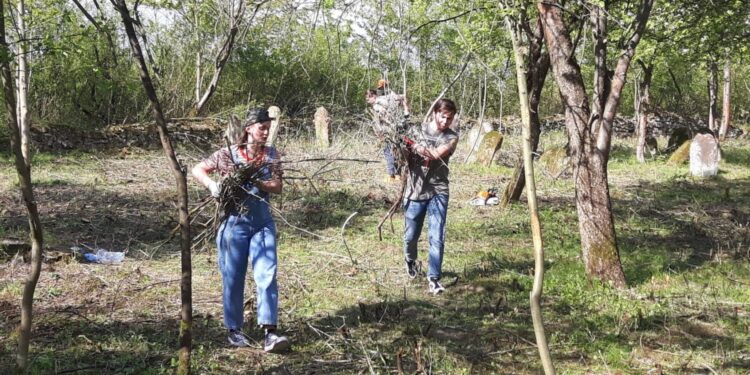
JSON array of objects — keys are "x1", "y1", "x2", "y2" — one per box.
[{"x1": 208, "y1": 180, "x2": 221, "y2": 198}]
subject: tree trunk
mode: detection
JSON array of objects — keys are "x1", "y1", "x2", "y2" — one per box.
[
  {"x1": 0, "y1": 2, "x2": 44, "y2": 372},
  {"x1": 111, "y1": 1, "x2": 193, "y2": 374},
  {"x1": 595, "y1": 0, "x2": 652, "y2": 159},
  {"x1": 719, "y1": 56, "x2": 731, "y2": 140},
  {"x1": 667, "y1": 68, "x2": 682, "y2": 100},
  {"x1": 16, "y1": 0, "x2": 30, "y2": 165},
  {"x1": 590, "y1": 3, "x2": 608, "y2": 137},
  {"x1": 195, "y1": 1, "x2": 246, "y2": 115},
  {"x1": 636, "y1": 61, "x2": 653, "y2": 163},
  {"x1": 501, "y1": 16, "x2": 549, "y2": 207},
  {"x1": 195, "y1": 51, "x2": 201, "y2": 104},
  {"x1": 708, "y1": 60, "x2": 718, "y2": 131},
  {"x1": 539, "y1": 0, "x2": 633, "y2": 289},
  {"x1": 506, "y1": 13, "x2": 555, "y2": 374}
]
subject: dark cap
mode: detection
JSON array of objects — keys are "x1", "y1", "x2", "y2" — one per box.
[{"x1": 245, "y1": 108, "x2": 275, "y2": 124}]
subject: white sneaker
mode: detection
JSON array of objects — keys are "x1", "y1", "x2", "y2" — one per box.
[
  {"x1": 227, "y1": 329, "x2": 252, "y2": 347},
  {"x1": 428, "y1": 278, "x2": 445, "y2": 294},
  {"x1": 264, "y1": 331, "x2": 291, "y2": 353}
]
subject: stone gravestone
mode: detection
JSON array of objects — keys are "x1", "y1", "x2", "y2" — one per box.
[
  {"x1": 667, "y1": 127, "x2": 691, "y2": 152},
  {"x1": 474, "y1": 131, "x2": 503, "y2": 166},
  {"x1": 314, "y1": 106, "x2": 330, "y2": 148},
  {"x1": 539, "y1": 145, "x2": 570, "y2": 178},
  {"x1": 466, "y1": 121, "x2": 494, "y2": 162},
  {"x1": 266, "y1": 106, "x2": 282, "y2": 147},
  {"x1": 689, "y1": 133, "x2": 721, "y2": 177}
]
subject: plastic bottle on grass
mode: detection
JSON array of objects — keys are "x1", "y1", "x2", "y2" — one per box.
[{"x1": 84, "y1": 249, "x2": 125, "y2": 264}]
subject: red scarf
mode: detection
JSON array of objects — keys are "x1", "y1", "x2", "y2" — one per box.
[{"x1": 238, "y1": 145, "x2": 266, "y2": 166}]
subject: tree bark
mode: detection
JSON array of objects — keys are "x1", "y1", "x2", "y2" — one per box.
[
  {"x1": 502, "y1": 15, "x2": 549, "y2": 207},
  {"x1": 111, "y1": 1, "x2": 193, "y2": 374},
  {"x1": 539, "y1": 0, "x2": 641, "y2": 289},
  {"x1": 16, "y1": 0, "x2": 30, "y2": 165},
  {"x1": 590, "y1": 2, "x2": 608, "y2": 137},
  {"x1": 195, "y1": 51, "x2": 201, "y2": 104},
  {"x1": 595, "y1": 0, "x2": 653, "y2": 158},
  {"x1": 636, "y1": 61, "x2": 653, "y2": 163},
  {"x1": 708, "y1": 60, "x2": 718, "y2": 131},
  {"x1": 719, "y1": 56, "x2": 731, "y2": 140},
  {"x1": 506, "y1": 13, "x2": 555, "y2": 374},
  {"x1": 0, "y1": 2, "x2": 44, "y2": 372}
]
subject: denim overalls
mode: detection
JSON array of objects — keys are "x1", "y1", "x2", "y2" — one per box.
[{"x1": 215, "y1": 147, "x2": 279, "y2": 329}]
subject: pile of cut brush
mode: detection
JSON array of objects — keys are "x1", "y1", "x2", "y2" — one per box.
[
  {"x1": 189, "y1": 159, "x2": 270, "y2": 248},
  {"x1": 368, "y1": 98, "x2": 422, "y2": 178},
  {"x1": 368, "y1": 102, "x2": 424, "y2": 239}
]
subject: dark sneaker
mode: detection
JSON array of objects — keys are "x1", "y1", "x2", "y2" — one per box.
[
  {"x1": 405, "y1": 259, "x2": 418, "y2": 279},
  {"x1": 264, "y1": 331, "x2": 291, "y2": 353},
  {"x1": 428, "y1": 278, "x2": 445, "y2": 295},
  {"x1": 227, "y1": 329, "x2": 252, "y2": 347}
]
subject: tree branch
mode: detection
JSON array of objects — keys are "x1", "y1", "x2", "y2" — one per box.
[{"x1": 408, "y1": 7, "x2": 489, "y2": 40}]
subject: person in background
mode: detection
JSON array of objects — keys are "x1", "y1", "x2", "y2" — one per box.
[
  {"x1": 402, "y1": 98, "x2": 458, "y2": 294},
  {"x1": 366, "y1": 80, "x2": 411, "y2": 182},
  {"x1": 191, "y1": 108, "x2": 290, "y2": 353}
]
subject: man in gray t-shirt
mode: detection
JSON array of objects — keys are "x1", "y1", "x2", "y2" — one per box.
[
  {"x1": 402, "y1": 98, "x2": 459, "y2": 295},
  {"x1": 405, "y1": 126, "x2": 458, "y2": 200}
]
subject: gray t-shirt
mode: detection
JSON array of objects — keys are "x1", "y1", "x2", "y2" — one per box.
[{"x1": 405, "y1": 127, "x2": 459, "y2": 201}]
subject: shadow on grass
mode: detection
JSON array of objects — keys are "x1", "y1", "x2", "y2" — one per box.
[
  {"x1": 1, "y1": 248, "x2": 746, "y2": 374},
  {"x1": 281, "y1": 188, "x2": 385, "y2": 232},
  {"x1": 1, "y1": 173, "x2": 383, "y2": 263},
  {"x1": 614, "y1": 175, "x2": 750, "y2": 285},
  {"x1": 274, "y1": 285, "x2": 541, "y2": 373},
  {"x1": 0, "y1": 309, "x2": 248, "y2": 374},
  {"x1": 265, "y1": 252, "x2": 749, "y2": 374},
  {"x1": 722, "y1": 143, "x2": 750, "y2": 167},
  {"x1": 0, "y1": 182, "x2": 180, "y2": 260}
]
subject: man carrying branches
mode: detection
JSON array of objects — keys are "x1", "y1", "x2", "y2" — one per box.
[
  {"x1": 191, "y1": 108, "x2": 290, "y2": 353},
  {"x1": 365, "y1": 79, "x2": 411, "y2": 182},
  {"x1": 402, "y1": 99, "x2": 459, "y2": 295}
]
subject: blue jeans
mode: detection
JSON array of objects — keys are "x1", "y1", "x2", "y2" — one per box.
[
  {"x1": 384, "y1": 145, "x2": 397, "y2": 176},
  {"x1": 216, "y1": 201, "x2": 278, "y2": 329},
  {"x1": 403, "y1": 194, "x2": 449, "y2": 279}
]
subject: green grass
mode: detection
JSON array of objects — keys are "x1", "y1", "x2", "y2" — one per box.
[{"x1": 1, "y1": 131, "x2": 749, "y2": 374}]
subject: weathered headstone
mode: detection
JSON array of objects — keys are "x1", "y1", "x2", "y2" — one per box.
[
  {"x1": 539, "y1": 145, "x2": 570, "y2": 178},
  {"x1": 667, "y1": 127, "x2": 691, "y2": 152},
  {"x1": 689, "y1": 133, "x2": 721, "y2": 177},
  {"x1": 266, "y1": 106, "x2": 282, "y2": 147},
  {"x1": 466, "y1": 122, "x2": 493, "y2": 162},
  {"x1": 667, "y1": 140, "x2": 691, "y2": 165},
  {"x1": 475, "y1": 131, "x2": 504, "y2": 165},
  {"x1": 314, "y1": 106, "x2": 330, "y2": 148}
]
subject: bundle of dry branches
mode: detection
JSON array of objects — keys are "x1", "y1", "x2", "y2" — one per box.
[
  {"x1": 368, "y1": 102, "x2": 424, "y2": 239},
  {"x1": 215, "y1": 162, "x2": 268, "y2": 219},
  {"x1": 187, "y1": 156, "x2": 271, "y2": 249},
  {"x1": 368, "y1": 98, "x2": 419, "y2": 178}
]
